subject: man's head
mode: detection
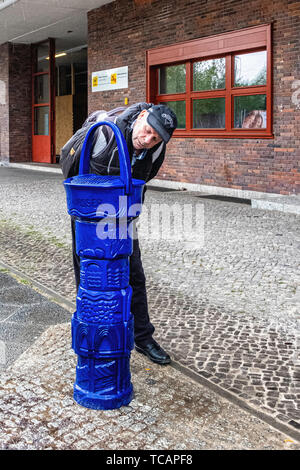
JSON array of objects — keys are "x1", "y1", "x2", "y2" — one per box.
[{"x1": 132, "y1": 104, "x2": 177, "y2": 151}]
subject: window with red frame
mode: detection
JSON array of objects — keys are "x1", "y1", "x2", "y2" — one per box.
[{"x1": 146, "y1": 24, "x2": 272, "y2": 138}]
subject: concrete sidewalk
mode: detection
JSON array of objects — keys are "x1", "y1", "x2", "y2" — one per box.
[
  {"x1": 0, "y1": 166, "x2": 299, "y2": 449},
  {"x1": 0, "y1": 270, "x2": 298, "y2": 450}
]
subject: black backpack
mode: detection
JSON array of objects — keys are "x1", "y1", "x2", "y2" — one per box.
[{"x1": 59, "y1": 107, "x2": 126, "y2": 179}]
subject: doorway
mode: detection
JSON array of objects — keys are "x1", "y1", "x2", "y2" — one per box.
[
  {"x1": 31, "y1": 39, "x2": 87, "y2": 163},
  {"x1": 55, "y1": 46, "x2": 87, "y2": 162},
  {"x1": 32, "y1": 39, "x2": 55, "y2": 163}
]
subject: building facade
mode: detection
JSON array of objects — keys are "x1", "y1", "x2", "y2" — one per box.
[
  {"x1": 88, "y1": 0, "x2": 300, "y2": 195},
  {"x1": 0, "y1": 0, "x2": 299, "y2": 196}
]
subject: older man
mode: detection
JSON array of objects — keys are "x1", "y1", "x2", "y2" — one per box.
[{"x1": 71, "y1": 102, "x2": 177, "y2": 365}]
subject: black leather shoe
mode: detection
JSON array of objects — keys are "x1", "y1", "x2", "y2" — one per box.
[{"x1": 135, "y1": 341, "x2": 171, "y2": 365}]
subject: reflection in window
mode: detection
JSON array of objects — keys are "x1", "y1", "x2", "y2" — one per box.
[
  {"x1": 163, "y1": 101, "x2": 186, "y2": 128},
  {"x1": 193, "y1": 58, "x2": 225, "y2": 91},
  {"x1": 234, "y1": 95, "x2": 266, "y2": 128},
  {"x1": 36, "y1": 44, "x2": 49, "y2": 73},
  {"x1": 193, "y1": 98, "x2": 225, "y2": 128},
  {"x1": 159, "y1": 64, "x2": 186, "y2": 94},
  {"x1": 34, "y1": 74, "x2": 49, "y2": 104},
  {"x1": 234, "y1": 51, "x2": 266, "y2": 87},
  {"x1": 55, "y1": 65, "x2": 72, "y2": 96},
  {"x1": 34, "y1": 106, "x2": 49, "y2": 135}
]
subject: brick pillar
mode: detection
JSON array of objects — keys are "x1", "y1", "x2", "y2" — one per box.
[
  {"x1": 9, "y1": 43, "x2": 32, "y2": 163},
  {"x1": 0, "y1": 43, "x2": 9, "y2": 164},
  {"x1": 0, "y1": 42, "x2": 32, "y2": 164}
]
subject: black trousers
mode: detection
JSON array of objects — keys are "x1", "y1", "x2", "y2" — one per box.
[{"x1": 71, "y1": 219, "x2": 155, "y2": 346}]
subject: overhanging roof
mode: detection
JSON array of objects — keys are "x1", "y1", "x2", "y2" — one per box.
[{"x1": 0, "y1": 0, "x2": 114, "y2": 50}]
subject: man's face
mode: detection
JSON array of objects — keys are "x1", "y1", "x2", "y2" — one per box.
[{"x1": 132, "y1": 110, "x2": 162, "y2": 151}]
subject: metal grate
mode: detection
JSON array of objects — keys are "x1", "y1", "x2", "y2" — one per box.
[{"x1": 71, "y1": 174, "x2": 123, "y2": 186}]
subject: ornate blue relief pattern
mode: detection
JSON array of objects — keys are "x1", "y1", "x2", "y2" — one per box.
[{"x1": 64, "y1": 120, "x2": 144, "y2": 409}]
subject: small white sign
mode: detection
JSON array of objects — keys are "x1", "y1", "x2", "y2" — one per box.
[{"x1": 92, "y1": 66, "x2": 128, "y2": 92}]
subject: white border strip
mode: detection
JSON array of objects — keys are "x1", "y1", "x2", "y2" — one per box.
[
  {"x1": 4, "y1": 164, "x2": 300, "y2": 214},
  {"x1": 149, "y1": 178, "x2": 284, "y2": 200},
  {"x1": 4, "y1": 162, "x2": 62, "y2": 174}
]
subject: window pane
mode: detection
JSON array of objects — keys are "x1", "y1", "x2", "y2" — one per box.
[
  {"x1": 159, "y1": 64, "x2": 186, "y2": 94},
  {"x1": 234, "y1": 95, "x2": 266, "y2": 128},
  {"x1": 35, "y1": 43, "x2": 49, "y2": 73},
  {"x1": 162, "y1": 101, "x2": 185, "y2": 129},
  {"x1": 193, "y1": 58, "x2": 225, "y2": 91},
  {"x1": 34, "y1": 106, "x2": 49, "y2": 135},
  {"x1": 34, "y1": 74, "x2": 49, "y2": 104},
  {"x1": 234, "y1": 51, "x2": 267, "y2": 87},
  {"x1": 193, "y1": 98, "x2": 225, "y2": 128},
  {"x1": 55, "y1": 64, "x2": 72, "y2": 96}
]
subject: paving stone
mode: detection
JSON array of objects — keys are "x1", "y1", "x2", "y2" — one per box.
[
  {"x1": 0, "y1": 284, "x2": 45, "y2": 305},
  {"x1": 0, "y1": 303, "x2": 22, "y2": 321},
  {"x1": 9, "y1": 302, "x2": 71, "y2": 325},
  {"x1": 0, "y1": 321, "x2": 46, "y2": 346}
]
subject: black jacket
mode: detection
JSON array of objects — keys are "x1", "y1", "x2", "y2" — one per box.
[{"x1": 89, "y1": 102, "x2": 166, "y2": 184}]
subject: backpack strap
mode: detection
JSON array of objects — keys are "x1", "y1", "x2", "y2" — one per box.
[{"x1": 60, "y1": 107, "x2": 126, "y2": 179}]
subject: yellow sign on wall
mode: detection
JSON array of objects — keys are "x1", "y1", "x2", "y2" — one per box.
[{"x1": 92, "y1": 66, "x2": 128, "y2": 92}]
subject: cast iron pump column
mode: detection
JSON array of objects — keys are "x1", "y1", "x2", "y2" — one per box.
[{"x1": 63, "y1": 121, "x2": 145, "y2": 410}]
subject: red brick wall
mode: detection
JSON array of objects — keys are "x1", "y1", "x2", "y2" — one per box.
[
  {"x1": 88, "y1": 0, "x2": 300, "y2": 194},
  {"x1": 0, "y1": 43, "x2": 10, "y2": 163},
  {"x1": 0, "y1": 43, "x2": 32, "y2": 164},
  {"x1": 8, "y1": 43, "x2": 32, "y2": 163}
]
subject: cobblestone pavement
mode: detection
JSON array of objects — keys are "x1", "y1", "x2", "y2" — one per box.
[
  {"x1": 0, "y1": 167, "x2": 299, "y2": 442},
  {"x1": 0, "y1": 288, "x2": 298, "y2": 450}
]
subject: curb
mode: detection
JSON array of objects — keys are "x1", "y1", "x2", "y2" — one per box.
[{"x1": 5, "y1": 163, "x2": 300, "y2": 215}]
